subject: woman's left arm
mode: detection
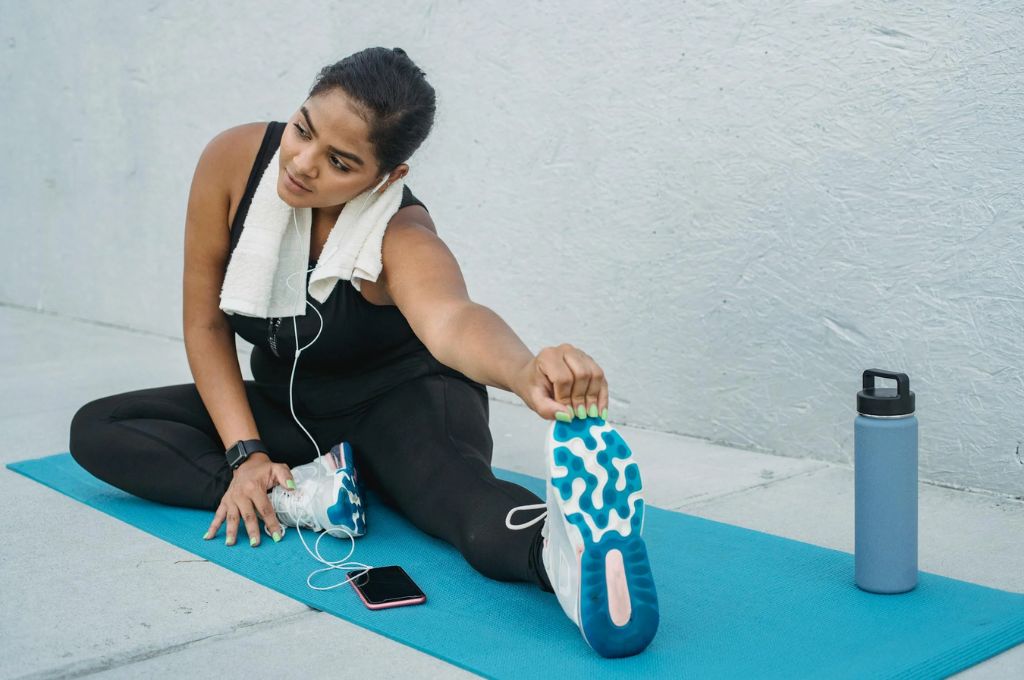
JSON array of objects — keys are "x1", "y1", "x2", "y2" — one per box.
[{"x1": 381, "y1": 214, "x2": 607, "y2": 422}]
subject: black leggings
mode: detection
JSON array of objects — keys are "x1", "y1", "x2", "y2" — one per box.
[{"x1": 68, "y1": 361, "x2": 552, "y2": 592}]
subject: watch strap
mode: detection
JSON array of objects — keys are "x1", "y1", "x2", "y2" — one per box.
[{"x1": 226, "y1": 438, "x2": 268, "y2": 469}]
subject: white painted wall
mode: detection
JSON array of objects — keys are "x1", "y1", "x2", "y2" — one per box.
[{"x1": 2, "y1": 1, "x2": 1021, "y2": 496}]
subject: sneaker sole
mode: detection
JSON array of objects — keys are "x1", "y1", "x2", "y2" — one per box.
[{"x1": 548, "y1": 417, "x2": 659, "y2": 658}]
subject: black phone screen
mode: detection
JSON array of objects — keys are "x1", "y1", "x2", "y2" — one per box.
[{"x1": 347, "y1": 565, "x2": 425, "y2": 604}]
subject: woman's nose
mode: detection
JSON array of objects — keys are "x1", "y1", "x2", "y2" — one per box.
[{"x1": 293, "y1": 147, "x2": 318, "y2": 178}]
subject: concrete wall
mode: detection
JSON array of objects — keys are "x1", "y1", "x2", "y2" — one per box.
[{"x1": 2, "y1": 1, "x2": 1022, "y2": 496}]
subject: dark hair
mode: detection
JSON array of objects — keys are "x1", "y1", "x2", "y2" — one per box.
[{"x1": 308, "y1": 47, "x2": 436, "y2": 176}]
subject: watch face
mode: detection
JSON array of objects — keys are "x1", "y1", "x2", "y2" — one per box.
[{"x1": 227, "y1": 444, "x2": 246, "y2": 468}]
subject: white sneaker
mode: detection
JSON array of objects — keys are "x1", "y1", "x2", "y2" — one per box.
[
  {"x1": 268, "y1": 442, "x2": 367, "y2": 540},
  {"x1": 507, "y1": 415, "x2": 659, "y2": 658}
]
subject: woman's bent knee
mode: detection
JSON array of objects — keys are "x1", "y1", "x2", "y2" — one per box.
[{"x1": 68, "y1": 395, "x2": 119, "y2": 475}]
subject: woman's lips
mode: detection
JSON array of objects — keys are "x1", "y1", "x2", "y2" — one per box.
[{"x1": 284, "y1": 169, "x2": 312, "y2": 193}]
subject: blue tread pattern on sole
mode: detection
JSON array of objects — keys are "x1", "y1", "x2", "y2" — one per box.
[{"x1": 551, "y1": 418, "x2": 660, "y2": 658}]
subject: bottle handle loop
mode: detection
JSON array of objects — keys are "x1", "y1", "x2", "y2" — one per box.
[{"x1": 862, "y1": 369, "x2": 910, "y2": 396}]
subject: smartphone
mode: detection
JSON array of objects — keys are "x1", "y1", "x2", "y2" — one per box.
[{"x1": 348, "y1": 565, "x2": 426, "y2": 610}]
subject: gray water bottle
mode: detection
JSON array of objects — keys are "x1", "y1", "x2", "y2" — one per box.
[{"x1": 854, "y1": 369, "x2": 918, "y2": 593}]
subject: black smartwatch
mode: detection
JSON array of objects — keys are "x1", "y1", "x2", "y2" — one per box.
[{"x1": 225, "y1": 439, "x2": 268, "y2": 470}]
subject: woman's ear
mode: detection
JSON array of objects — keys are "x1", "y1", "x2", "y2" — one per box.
[
  {"x1": 389, "y1": 164, "x2": 410, "y2": 183},
  {"x1": 374, "y1": 164, "x2": 409, "y2": 194}
]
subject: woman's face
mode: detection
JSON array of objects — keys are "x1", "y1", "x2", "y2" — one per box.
[{"x1": 277, "y1": 88, "x2": 406, "y2": 211}]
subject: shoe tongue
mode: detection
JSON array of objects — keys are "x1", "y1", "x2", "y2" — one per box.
[
  {"x1": 325, "y1": 446, "x2": 346, "y2": 473},
  {"x1": 319, "y1": 451, "x2": 341, "y2": 472}
]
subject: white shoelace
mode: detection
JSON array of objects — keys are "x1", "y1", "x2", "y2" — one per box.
[
  {"x1": 505, "y1": 502, "x2": 547, "y2": 530},
  {"x1": 272, "y1": 486, "x2": 318, "y2": 531}
]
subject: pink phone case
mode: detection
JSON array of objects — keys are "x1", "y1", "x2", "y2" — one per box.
[{"x1": 350, "y1": 579, "x2": 426, "y2": 610}]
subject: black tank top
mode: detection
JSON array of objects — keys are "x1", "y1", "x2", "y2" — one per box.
[{"x1": 227, "y1": 121, "x2": 433, "y2": 383}]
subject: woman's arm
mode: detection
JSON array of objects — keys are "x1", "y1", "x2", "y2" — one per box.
[
  {"x1": 185, "y1": 125, "x2": 296, "y2": 549},
  {"x1": 381, "y1": 218, "x2": 609, "y2": 421},
  {"x1": 182, "y1": 126, "x2": 267, "y2": 463},
  {"x1": 380, "y1": 221, "x2": 531, "y2": 391}
]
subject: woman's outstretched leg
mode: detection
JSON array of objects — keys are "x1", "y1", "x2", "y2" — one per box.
[{"x1": 349, "y1": 372, "x2": 553, "y2": 592}]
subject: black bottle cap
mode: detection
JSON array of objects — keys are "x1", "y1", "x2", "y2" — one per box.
[{"x1": 857, "y1": 369, "x2": 915, "y2": 416}]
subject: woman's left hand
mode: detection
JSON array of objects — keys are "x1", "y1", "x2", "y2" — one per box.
[{"x1": 511, "y1": 343, "x2": 609, "y2": 422}]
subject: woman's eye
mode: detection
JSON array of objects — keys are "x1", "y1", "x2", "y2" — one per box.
[{"x1": 293, "y1": 122, "x2": 348, "y2": 171}]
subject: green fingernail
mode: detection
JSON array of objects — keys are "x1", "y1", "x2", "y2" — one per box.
[
  {"x1": 588, "y1": 404, "x2": 599, "y2": 418},
  {"x1": 601, "y1": 408, "x2": 608, "y2": 420},
  {"x1": 286, "y1": 479, "x2": 296, "y2": 490},
  {"x1": 273, "y1": 531, "x2": 282, "y2": 543},
  {"x1": 225, "y1": 537, "x2": 233, "y2": 546},
  {"x1": 250, "y1": 537, "x2": 258, "y2": 547},
  {"x1": 555, "y1": 410, "x2": 572, "y2": 423},
  {"x1": 576, "y1": 404, "x2": 587, "y2": 419},
  {"x1": 202, "y1": 531, "x2": 211, "y2": 540}
]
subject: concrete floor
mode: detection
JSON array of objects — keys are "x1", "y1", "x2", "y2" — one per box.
[{"x1": 1, "y1": 303, "x2": 1021, "y2": 679}]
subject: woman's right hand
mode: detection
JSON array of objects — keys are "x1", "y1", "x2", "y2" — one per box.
[{"x1": 203, "y1": 453, "x2": 296, "y2": 547}]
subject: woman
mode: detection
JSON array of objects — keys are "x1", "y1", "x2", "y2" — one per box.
[{"x1": 69, "y1": 47, "x2": 657, "y2": 658}]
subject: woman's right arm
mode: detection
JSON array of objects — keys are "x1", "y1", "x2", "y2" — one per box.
[
  {"x1": 183, "y1": 127, "x2": 294, "y2": 547},
  {"x1": 181, "y1": 128, "x2": 264, "y2": 458}
]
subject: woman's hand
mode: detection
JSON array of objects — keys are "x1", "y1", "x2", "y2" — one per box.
[
  {"x1": 511, "y1": 343, "x2": 609, "y2": 422},
  {"x1": 202, "y1": 453, "x2": 296, "y2": 547}
]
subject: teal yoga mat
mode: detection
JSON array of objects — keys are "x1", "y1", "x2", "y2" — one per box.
[{"x1": 9, "y1": 452, "x2": 1024, "y2": 678}]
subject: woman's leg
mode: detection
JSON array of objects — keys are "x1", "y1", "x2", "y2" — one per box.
[
  {"x1": 349, "y1": 372, "x2": 554, "y2": 592},
  {"x1": 68, "y1": 382, "x2": 332, "y2": 510}
]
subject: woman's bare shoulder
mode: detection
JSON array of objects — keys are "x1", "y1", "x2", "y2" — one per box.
[
  {"x1": 195, "y1": 122, "x2": 272, "y2": 228},
  {"x1": 208, "y1": 121, "x2": 267, "y2": 148},
  {"x1": 200, "y1": 122, "x2": 269, "y2": 181}
]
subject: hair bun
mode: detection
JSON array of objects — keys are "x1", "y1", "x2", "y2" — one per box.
[{"x1": 392, "y1": 47, "x2": 407, "y2": 56}]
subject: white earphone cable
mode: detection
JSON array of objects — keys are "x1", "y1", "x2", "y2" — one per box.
[{"x1": 272, "y1": 176, "x2": 388, "y2": 590}]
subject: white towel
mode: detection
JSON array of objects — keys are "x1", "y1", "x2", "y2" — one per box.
[{"x1": 219, "y1": 147, "x2": 406, "y2": 318}]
